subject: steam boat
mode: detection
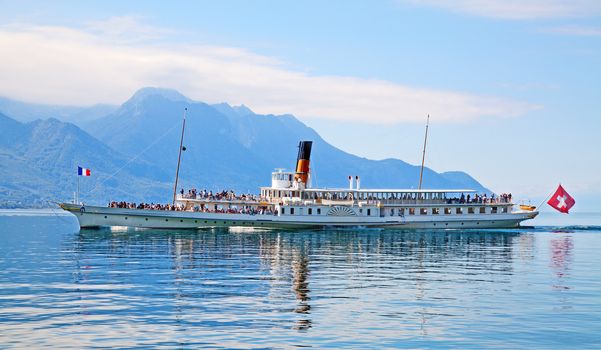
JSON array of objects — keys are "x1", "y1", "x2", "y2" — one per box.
[{"x1": 61, "y1": 141, "x2": 538, "y2": 229}]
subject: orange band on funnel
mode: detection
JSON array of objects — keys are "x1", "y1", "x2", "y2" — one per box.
[{"x1": 295, "y1": 159, "x2": 310, "y2": 183}]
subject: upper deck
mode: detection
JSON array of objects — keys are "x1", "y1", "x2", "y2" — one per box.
[{"x1": 258, "y1": 187, "x2": 510, "y2": 206}]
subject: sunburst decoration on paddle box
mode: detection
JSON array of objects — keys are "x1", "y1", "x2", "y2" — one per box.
[{"x1": 327, "y1": 206, "x2": 357, "y2": 216}]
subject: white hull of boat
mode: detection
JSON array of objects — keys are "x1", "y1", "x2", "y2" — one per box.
[{"x1": 60, "y1": 203, "x2": 538, "y2": 230}]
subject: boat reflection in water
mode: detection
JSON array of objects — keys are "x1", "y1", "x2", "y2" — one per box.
[{"x1": 69, "y1": 228, "x2": 521, "y2": 337}]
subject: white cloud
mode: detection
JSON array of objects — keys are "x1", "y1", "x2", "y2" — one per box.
[
  {"x1": 403, "y1": 0, "x2": 601, "y2": 20},
  {"x1": 84, "y1": 16, "x2": 176, "y2": 43},
  {"x1": 0, "y1": 19, "x2": 538, "y2": 124},
  {"x1": 542, "y1": 25, "x2": 601, "y2": 36}
]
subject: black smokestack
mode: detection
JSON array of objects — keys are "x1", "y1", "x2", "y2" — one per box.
[{"x1": 297, "y1": 141, "x2": 312, "y2": 162}]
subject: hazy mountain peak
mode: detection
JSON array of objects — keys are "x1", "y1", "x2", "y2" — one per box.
[
  {"x1": 211, "y1": 102, "x2": 254, "y2": 118},
  {"x1": 127, "y1": 87, "x2": 191, "y2": 104},
  {"x1": 233, "y1": 104, "x2": 254, "y2": 116}
]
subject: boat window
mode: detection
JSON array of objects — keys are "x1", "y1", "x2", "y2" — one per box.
[
  {"x1": 308, "y1": 208, "x2": 312, "y2": 215},
  {"x1": 289, "y1": 174, "x2": 293, "y2": 181},
  {"x1": 456, "y1": 207, "x2": 463, "y2": 214},
  {"x1": 367, "y1": 209, "x2": 371, "y2": 216},
  {"x1": 290, "y1": 207, "x2": 295, "y2": 215},
  {"x1": 491, "y1": 207, "x2": 498, "y2": 214},
  {"x1": 399, "y1": 208, "x2": 405, "y2": 216},
  {"x1": 480, "y1": 207, "x2": 486, "y2": 214},
  {"x1": 282, "y1": 208, "x2": 285, "y2": 215},
  {"x1": 502, "y1": 207, "x2": 508, "y2": 213},
  {"x1": 409, "y1": 208, "x2": 415, "y2": 215},
  {"x1": 420, "y1": 208, "x2": 427, "y2": 215},
  {"x1": 468, "y1": 207, "x2": 475, "y2": 214},
  {"x1": 390, "y1": 209, "x2": 394, "y2": 216},
  {"x1": 444, "y1": 208, "x2": 451, "y2": 214},
  {"x1": 432, "y1": 208, "x2": 440, "y2": 215},
  {"x1": 317, "y1": 208, "x2": 321, "y2": 214}
]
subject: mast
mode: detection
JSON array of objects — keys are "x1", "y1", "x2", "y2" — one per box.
[
  {"x1": 172, "y1": 107, "x2": 187, "y2": 206},
  {"x1": 418, "y1": 114, "x2": 430, "y2": 190}
]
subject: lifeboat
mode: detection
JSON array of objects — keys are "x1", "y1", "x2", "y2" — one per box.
[{"x1": 519, "y1": 204, "x2": 537, "y2": 211}]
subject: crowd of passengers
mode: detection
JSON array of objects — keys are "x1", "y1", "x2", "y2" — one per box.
[
  {"x1": 180, "y1": 188, "x2": 260, "y2": 202},
  {"x1": 323, "y1": 192, "x2": 513, "y2": 203},
  {"x1": 195, "y1": 206, "x2": 275, "y2": 215},
  {"x1": 109, "y1": 201, "x2": 185, "y2": 211},
  {"x1": 108, "y1": 200, "x2": 276, "y2": 215},
  {"x1": 448, "y1": 193, "x2": 512, "y2": 204}
]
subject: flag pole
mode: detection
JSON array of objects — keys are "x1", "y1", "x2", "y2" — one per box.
[
  {"x1": 418, "y1": 114, "x2": 430, "y2": 190},
  {"x1": 172, "y1": 108, "x2": 188, "y2": 206},
  {"x1": 536, "y1": 193, "x2": 551, "y2": 212},
  {"x1": 535, "y1": 183, "x2": 559, "y2": 211},
  {"x1": 77, "y1": 173, "x2": 80, "y2": 205}
]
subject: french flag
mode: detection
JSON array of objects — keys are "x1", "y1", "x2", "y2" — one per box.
[{"x1": 78, "y1": 166, "x2": 91, "y2": 177}]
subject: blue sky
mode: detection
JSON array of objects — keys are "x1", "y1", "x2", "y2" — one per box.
[{"x1": 1, "y1": 0, "x2": 600, "y2": 209}]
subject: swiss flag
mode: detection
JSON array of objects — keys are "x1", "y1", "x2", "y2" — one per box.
[{"x1": 547, "y1": 185, "x2": 575, "y2": 214}]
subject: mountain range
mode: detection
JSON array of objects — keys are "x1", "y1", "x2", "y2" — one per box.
[{"x1": 0, "y1": 87, "x2": 487, "y2": 208}]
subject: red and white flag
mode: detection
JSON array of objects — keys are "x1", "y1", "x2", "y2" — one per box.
[{"x1": 547, "y1": 184, "x2": 575, "y2": 214}]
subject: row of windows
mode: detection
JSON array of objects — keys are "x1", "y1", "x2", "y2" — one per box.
[
  {"x1": 104, "y1": 215, "x2": 268, "y2": 226},
  {"x1": 262, "y1": 189, "x2": 300, "y2": 198},
  {"x1": 390, "y1": 206, "x2": 505, "y2": 216},
  {"x1": 272, "y1": 173, "x2": 294, "y2": 181},
  {"x1": 282, "y1": 207, "x2": 322, "y2": 215},
  {"x1": 278, "y1": 206, "x2": 506, "y2": 216},
  {"x1": 263, "y1": 189, "x2": 453, "y2": 200}
]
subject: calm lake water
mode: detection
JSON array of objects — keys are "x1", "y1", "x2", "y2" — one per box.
[{"x1": 1, "y1": 211, "x2": 600, "y2": 349}]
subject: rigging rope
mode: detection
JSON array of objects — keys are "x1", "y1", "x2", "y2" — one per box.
[{"x1": 85, "y1": 121, "x2": 181, "y2": 195}]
